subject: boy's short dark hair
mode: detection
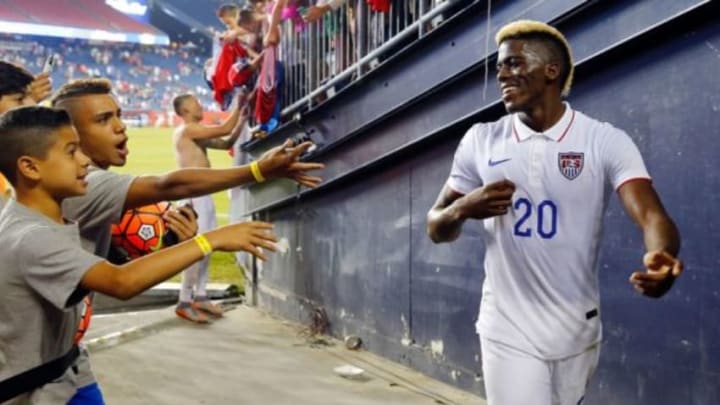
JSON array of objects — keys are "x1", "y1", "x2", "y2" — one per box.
[
  {"x1": 172, "y1": 94, "x2": 194, "y2": 115},
  {"x1": 238, "y1": 9, "x2": 254, "y2": 26},
  {"x1": 0, "y1": 106, "x2": 72, "y2": 184},
  {"x1": 51, "y1": 78, "x2": 113, "y2": 107},
  {"x1": 217, "y1": 3, "x2": 240, "y2": 18},
  {"x1": 0, "y1": 61, "x2": 34, "y2": 98}
]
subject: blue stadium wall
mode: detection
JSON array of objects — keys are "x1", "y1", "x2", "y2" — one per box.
[{"x1": 240, "y1": 1, "x2": 720, "y2": 403}]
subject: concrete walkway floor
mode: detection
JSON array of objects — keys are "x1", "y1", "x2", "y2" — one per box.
[{"x1": 88, "y1": 304, "x2": 484, "y2": 405}]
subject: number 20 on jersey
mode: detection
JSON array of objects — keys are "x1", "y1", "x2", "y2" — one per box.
[{"x1": 513, "y1": 198, "x2": 558, "y2": 239}]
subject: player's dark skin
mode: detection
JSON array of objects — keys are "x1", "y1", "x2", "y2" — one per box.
[{"x1": 427, "y1": 38, "x2": 682, "y2": 298}]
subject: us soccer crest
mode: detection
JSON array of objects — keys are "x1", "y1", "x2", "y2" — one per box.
[{"x1": 558, "y1": 152, "x2": 584, "y2": 180}]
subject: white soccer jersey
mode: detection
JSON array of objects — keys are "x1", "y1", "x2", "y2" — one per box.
[{"x1": 447, "y1": 104, "x2": 650, "y2": 359}]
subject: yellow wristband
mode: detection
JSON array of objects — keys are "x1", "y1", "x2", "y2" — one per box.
[
  {"x1": 194, "y1": 235, "x2": 213, "y2": 256},
  {"x1": 250, "y1": 161, "x2": 266, "y2": 183}
]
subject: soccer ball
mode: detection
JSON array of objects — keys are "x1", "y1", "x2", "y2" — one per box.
[
  {"x1": 73, "y1": 295, "x2": 93, "y2": 344},
  {"x1": 110, "y1": 202, "x2": 172, "y2": 261},
  {"x1": 0, "y1": 174, "x2": 11, "y2": 198}
]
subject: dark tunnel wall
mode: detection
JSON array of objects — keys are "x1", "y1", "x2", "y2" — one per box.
[{"x1": 242, "y1": 1, "x2": 720, "y2": 402}]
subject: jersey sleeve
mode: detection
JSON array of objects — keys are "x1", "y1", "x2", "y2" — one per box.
[
  {"x1": 62, "y1": 170, "x2": 134, "y2": 226},
  {"x1": 601, "y1": 126, "x2": 651, "y2": 190},
  {"x1": 447, "y1": 124, "x2": 484, "y2": 195},
  {"x1": 20, "y1": 227, "x2": 104, "y2": 310}
]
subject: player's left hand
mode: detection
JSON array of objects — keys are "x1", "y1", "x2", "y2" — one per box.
[
  {"x1": 629, "y1": 250, "x2": 683, "y2": 298},
  {"x1": 257, "y1": 139, "x2": 325, "y2": 188},
  {"x1": 30, "y1": 72, "x2": 52, "y2": 103},
  {"x1": 164, "y1": 205, "x2": 199, "y2": 242}
]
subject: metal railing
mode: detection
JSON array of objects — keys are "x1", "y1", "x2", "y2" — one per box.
[{"x1": 277, "y1": 0, "x2": 465, "y2": 118}]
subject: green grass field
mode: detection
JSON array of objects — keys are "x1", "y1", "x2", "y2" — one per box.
[{"x1": 114, "y1": 127, "x2": 244, "y2": 289}]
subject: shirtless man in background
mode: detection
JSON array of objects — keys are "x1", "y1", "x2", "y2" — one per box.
[{"x1": 171, "y1": 92, "x2": 248, "y2": 322}]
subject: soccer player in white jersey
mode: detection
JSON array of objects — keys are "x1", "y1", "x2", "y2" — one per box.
[{"x1": 427, "y1": 20, "x2": 683, "y2": 405}]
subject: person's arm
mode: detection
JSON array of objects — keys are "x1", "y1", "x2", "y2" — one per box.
[
  {"x1": 264, "y1": 0, "x2": 289, "y2": 47},
  {"x1": 427, "y1": 185, "x2": 467, "y2": 243},
  {"x1": 620, "y1": 180, "x2": 683, "y2": 298},
  {"x1": 80, "y1": 221, "x2": 277, "y2": 300},
  {"x1": 303, "y1": 4, "x2": 332, "y2": 22},
  {"x1": 220, "y1": 27, "x2": 248, "y2": 44},
  {"x1": 201, "y1": 127, "x2": 242, "y2": 150},
  {"x1": 427, "y1": 180, "x2": 515, "y2": 243},
  {"x1": 123, "y1": 140, "x2": 325, "y2": 210},
  {"x1": 601, "y1": 128, "x2": 682, "y2": 298},
  {"x1": 427, "y1": 124, "x2": 515, "y2": 242},
  {"x1": 248, "y1": 49, "x2": 265, "y2": 71},
  {"x1": 199, "y1": 106, "x2": 250, "y2": 150},
  {"x1": 183, "y1": 103, "x2": 243, "y2": 142},
  {"x1": 245, "y1": 46, "x2": 261, "y2": 59},
  {"x1": 304, "y1": 0, "x2": 346, "y2": 22}
]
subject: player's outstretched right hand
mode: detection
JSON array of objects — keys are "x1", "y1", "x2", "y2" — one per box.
[
  {"x1": 206, "y1": 221, "x2": 278, "y2": 261},
  {"x1": 629, "y1": 250, "x2": 683, "y2": 298},
  {"x1": 459, "y1": 179, "x2": 516, "y2": 220}
]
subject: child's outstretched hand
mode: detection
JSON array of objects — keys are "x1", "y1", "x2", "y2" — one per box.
[
  {"x1": 207, "y1": 221, "x2": 278, "y2": 261},
  {"x1": 257, "y1": 139, "x2": 325, "y2": 188}
]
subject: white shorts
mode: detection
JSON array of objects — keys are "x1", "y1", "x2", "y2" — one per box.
[{"x1": 480, "y1": 337, "x2": 600, "y2": 405}]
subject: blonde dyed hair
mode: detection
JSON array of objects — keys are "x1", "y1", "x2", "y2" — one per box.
[{"x1": 495, "y1": 20, "x2": 574, "y2": 96}]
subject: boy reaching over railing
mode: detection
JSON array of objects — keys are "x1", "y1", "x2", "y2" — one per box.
[{"x1": 210, "y1": 4, "x2": 265, "y2": 110}]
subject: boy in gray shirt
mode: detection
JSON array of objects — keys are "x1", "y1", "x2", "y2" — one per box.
[
  {"x1": 48, "y1": 78, "x2": 323, "y2": 402},
  {"x1": 0, "y1": 106, "x2": 278, "y2": 403},
  {"x1": 52, "y1": 78, "x2": 323, "y2": 259},
  {"x1": 0, "y1": 65, "x2": 199, "y2": 403}
]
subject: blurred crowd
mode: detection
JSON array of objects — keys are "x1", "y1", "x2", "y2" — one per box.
[{"x1": 0, "y1": 34, "x2": 215, "y2": 111}]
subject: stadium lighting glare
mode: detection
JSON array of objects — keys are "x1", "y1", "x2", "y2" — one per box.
[
  {"x1": 90, "y1": 30, "x2": 127, "y2": 43},
  {"x1": 106, "y1": 0, "x2": 148, "y2": 16},
  {"x1": 0, "y1": 20, "x2": 169, "y2": 46},
  {"x1": 138, "y1": 33, "x2": 156, "y2": 45}
]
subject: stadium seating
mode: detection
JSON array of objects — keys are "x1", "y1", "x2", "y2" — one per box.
[
  {"x1": 0, "y1": 0, "x2": 163, "y2": 35},
  {"x1": 0, "y1": 35, "x2": 214, "y2": 112}
]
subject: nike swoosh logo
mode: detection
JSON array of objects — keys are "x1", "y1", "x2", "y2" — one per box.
[{"x1": 488, "y1": 158, "x2": 512, "y2": 167}]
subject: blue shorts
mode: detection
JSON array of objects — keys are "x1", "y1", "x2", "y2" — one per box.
[{"x1": 68, "y1": 383, "x2": 105, "y2": 405}]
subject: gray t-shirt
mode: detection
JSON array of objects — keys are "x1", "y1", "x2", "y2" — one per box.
[
  {"x1": 61, "y1": 167, "x2": 134, "y2": 389},
  {"x1": 0, "y1": 200, "x2": 103, "y2": 386},
  {"x1": 62, "y1": 167, "x2": 134, "y2": 258}
]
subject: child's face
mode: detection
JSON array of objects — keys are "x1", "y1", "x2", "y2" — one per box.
[
  {"x1": 0, "y1": 90, "x2": 36, "y2": 114},
  {"x1": 220, "y1": 14, "x2": 239, "y2": 30},
  {"x1": 67, "y1": 94, "x2": 129, "y2": 169},
  {"x1": 39, "y1": 125, "x2": 91, "y2": 198}
]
